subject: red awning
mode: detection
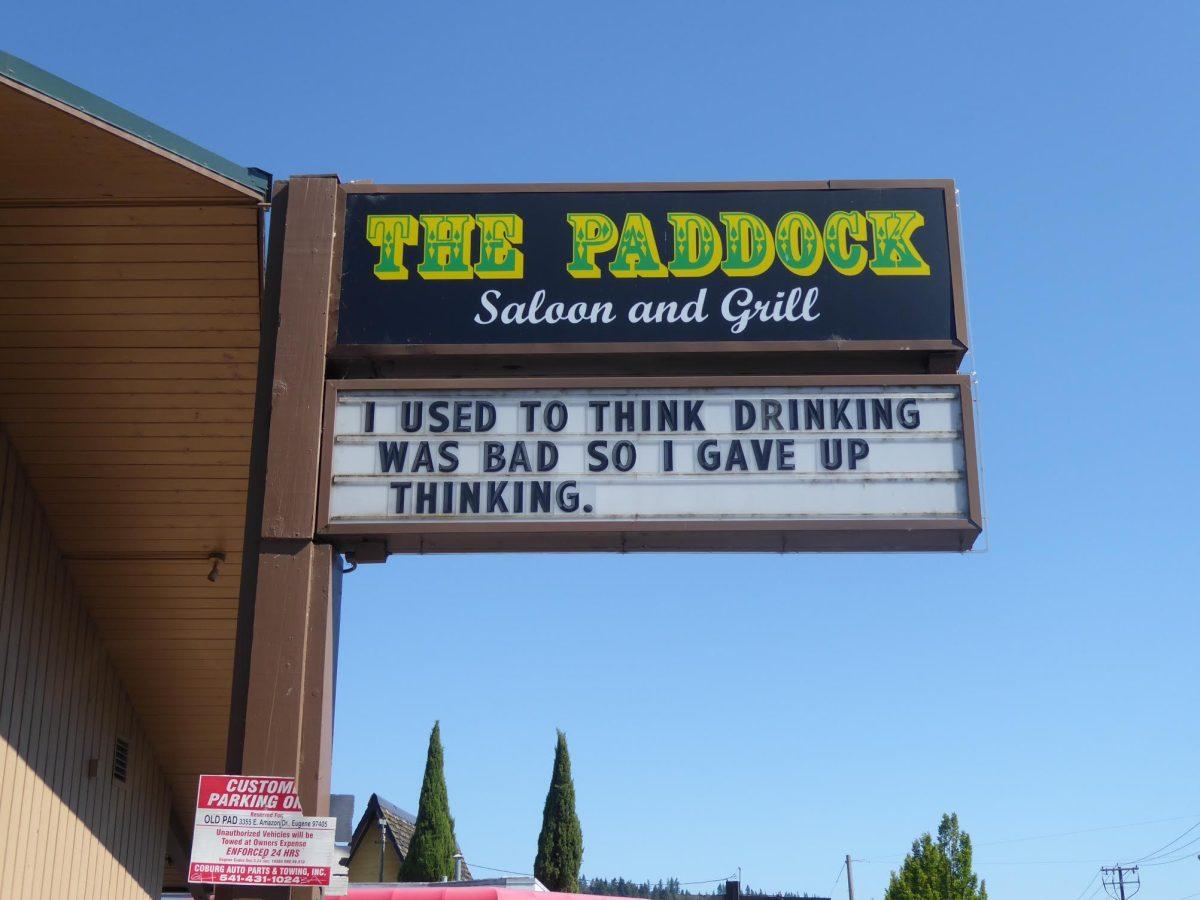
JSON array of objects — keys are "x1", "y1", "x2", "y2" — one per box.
[{"x1": 349, "y1": 889, "x2": 622, "y2": 900}]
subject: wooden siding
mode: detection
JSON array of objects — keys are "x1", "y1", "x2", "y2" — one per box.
[
  {"x1": 0, "y1": 427, "x2": 172, "y2": 898},
  {"x1": 0, "y1": 71, "x2": 266, "y2": 882},
  {"x1": 0, "y1": 201, "x2": 259, "y2": 829}
]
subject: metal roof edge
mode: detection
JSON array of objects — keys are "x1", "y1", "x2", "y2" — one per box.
[{"x1": 0, "y1": 49, "x2": 271, "y2": 199}]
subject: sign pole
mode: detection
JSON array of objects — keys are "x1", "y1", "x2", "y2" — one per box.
[{"x1": 217, "y1": 176, "x2": 341, "y2": 900}]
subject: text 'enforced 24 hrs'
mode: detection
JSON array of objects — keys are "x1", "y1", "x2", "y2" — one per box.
[{"x1": 325, "y1": 386, "x2": 972, "y2": 525}]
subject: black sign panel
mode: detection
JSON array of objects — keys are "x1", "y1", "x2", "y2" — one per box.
[{"x1": 334, "y1": 182, "x2": 965, "y2": 353}]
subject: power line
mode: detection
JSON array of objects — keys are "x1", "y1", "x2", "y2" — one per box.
[
  {"x1": 1149, "y1": 835, "x2": 1200, "y2": 863},
  {"x1": 830, "y1": 860, "x2": 845, "y2": 892},
  {"x1": 1129, "y1": 819, "x2": 1200, "y2": 864},
  {"x1": 466, "y1": 862, "x2": 535, "y2": 877},
  {"x1": 855, "y1": 813, "x2": 1200, "y2": 860},
  {"x1": 976, "y1": 814, "x2": 1200, "y2": 849},
  {"x1": 678, "y1": 874, "x2": 736, "y2": 886},
  {"x1": 851, "y1": 856, "x2": 1112, "y2": 867},
  {"x1": 846, "y1": 857, "x2": 901, "y2": 865},
  {"x1": 1139, "y1": 844, "x2": 1200, "y2": 867},
  {"x1": 1073, "y1": 869, "x2": 1101, "y2": 900},
  {"x1": 973, "y1": 859, "x2": 1112, "y2": 866}
]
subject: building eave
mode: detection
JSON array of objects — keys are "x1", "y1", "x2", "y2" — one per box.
[{"x1": 1, "y1": 49, "x2": 270, "y2": 200}]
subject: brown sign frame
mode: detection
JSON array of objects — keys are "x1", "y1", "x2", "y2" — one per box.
[
  {"x1": 213, "y1": 171, "x2": 984, "y2": 900},
  {"x1": 316, "y1": 373, "x2": 982, "y2": 554},
  {"x1": 326, "y1": 179, "x2": 970, "y2": 372}
]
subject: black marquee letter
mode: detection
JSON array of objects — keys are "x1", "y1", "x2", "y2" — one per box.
[{"x1": 848, "y1": 438, "x2": 869, "y2": 470}]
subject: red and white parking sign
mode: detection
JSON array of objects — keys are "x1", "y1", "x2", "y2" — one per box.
[{"x1": 188, "y1": 775, "x2": 335, "y2": 887}]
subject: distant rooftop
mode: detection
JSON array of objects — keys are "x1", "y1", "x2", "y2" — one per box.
[{"x1": 347, "y1": 793, "x2": 473, "y2": 881}]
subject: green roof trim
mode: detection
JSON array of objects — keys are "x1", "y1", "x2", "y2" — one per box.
[{"x1": 1, "y1": 50, "x2": 271, "y2": 198}]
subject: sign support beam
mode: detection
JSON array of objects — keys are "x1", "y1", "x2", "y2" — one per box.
[{"x1": 218, "y1": 176, "x2": 339, "y2": 900}]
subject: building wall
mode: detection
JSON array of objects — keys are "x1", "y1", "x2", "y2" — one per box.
[
  {"x1": 348, "y1": 826, "x2": 402, "y2": 882},
  {"x1": 0, "y1": 427, "x2": 172, "y2": 898}
]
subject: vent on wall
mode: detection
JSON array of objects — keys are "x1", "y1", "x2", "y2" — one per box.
[{"x1": 112, "y1": 737, "x2": 130, "y2": 783}]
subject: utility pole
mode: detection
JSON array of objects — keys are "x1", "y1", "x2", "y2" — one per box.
[
  {"x1": 377, "y1": 815, "x2": 387, "y2": 881},
  {"x1": 845, "y1": 855, "x2": 855, "y2": 900},
  {"x1": 1101, "y1": 865, "x2": 1139, "y2": 900}
]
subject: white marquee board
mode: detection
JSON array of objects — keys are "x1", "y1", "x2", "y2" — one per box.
[{"x1": 319, "y1": 378, "x2": 981, "y2": 552}]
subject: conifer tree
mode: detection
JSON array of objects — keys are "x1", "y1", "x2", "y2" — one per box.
[
  {"x1": 534, "y1": 730, "x2": 584, "y2": 891},
  {"x1": 884, "y1": 813, "x2": 987, "y2": 900},
  {"x1": 399, "y1": 722, "x2": 459, "y2": 882}
]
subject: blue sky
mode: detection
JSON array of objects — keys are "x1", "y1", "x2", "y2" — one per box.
[{"x1": 10, "y1": 2, "x2": 1200, "y2": 897}]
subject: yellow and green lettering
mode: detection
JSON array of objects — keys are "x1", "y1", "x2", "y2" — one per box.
[
  {"x1": 475, "y1": 214, "x2": 524, "y2": 279},
  {"x1": 566, "y1": 213, "x2": 618, "y2": 279},
  {"x1": 824, "y1": 211, "x2": 868, "y2": 276},
  {"x1": 720, "y1": 212, "x2": 775, "y2": 277},
  {"x1": 417, "y1": 214, "x2": 475, "y2": 280},
  {"x1": 866, "y1": 210, "x2": 930, "y2": 275},
  {"x1": 608, "y1": 212, "x2": 668, "y2": 278},
  {"x1": 366, "y1": 214, "x2": 418, "y2": 280},
  {"x1": 775, "y1": 212, "x2": 824, "y2": 277},
  {"x1": 666, "y1": 212, "x2": 722, "y2": 278}
]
